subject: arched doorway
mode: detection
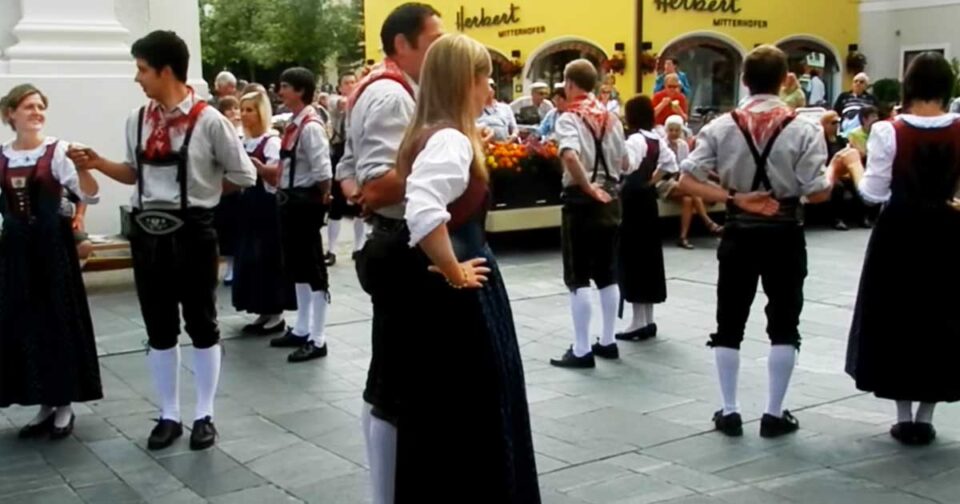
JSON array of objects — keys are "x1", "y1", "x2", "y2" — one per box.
[
  {"x1": 661, "y1": 33, "x2": 745, "y2": 115},
  {"x1": 777, "y1": 36, "x2": 842, "y2": 107},
  {"x1": 525, "y1": 38, "x2": 608, "y2": 91},
  {"x1": 487, "y1": 48, "x2": 515, "y2": 102}
]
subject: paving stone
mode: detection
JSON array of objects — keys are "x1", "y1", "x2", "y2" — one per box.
[
  {"x1": 155, "y1": 450, "x2": 265, "y2": 498},
  {"x1": 246, "y1": 443, "x2": 362, "y2": 489},
  {"x1": 74, "y1": 480, "x2": 142, "y2": 503},
  {"x1": 0, "y1": 485, "x2": 82, "y2": 504},
  {"x1": 208, "y1": 484, "x2": 303, "y2": 504}
]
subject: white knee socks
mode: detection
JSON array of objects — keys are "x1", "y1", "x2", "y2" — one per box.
[
  {"x1": 193, "y1": 345, "x2": 222, "y2": 420},
  {"x1": 895, "y1": 401, "x2": 937, "y2": 424},
  {"x1": 148, "y1": 346, "x2": 181, "y2": 422},
  {"x1": 570, "y1": 288, "x2": 592, "y2": 357},
  {"x1": 53, "y1": 404, "x2": 73, "y2": 428},
  {"x1": 353, "y1": 218, "x2": 367, "y2": 252},
  {"x1": 362, "y1": 403, "x2": 396, "y2": 504},
  {"x1": 598, "y1": 285, "x2": 620, "y2": 346},
  {"x1": 766, "y1": 345, "x2": 797, "y2": 418},
  {"x1": 916, "y1": 402, "x2": 936, "y2": 424},
  {"x1": 896, "y1": 401, "x2": 914, "y2": 423},
  {"x1": 310, "y1": 291, "x2": 329, "y2": 347},
  {"x1": 644, "y1": 304, "x2": 655, "y2": 325},
  {"x1": 224, "y1": 257, "x2": 234, "y2": 282},
  {"x1": 328, "y1": 219, "x2": 342, "y2": 253},
  {"x1": 626, "y1": 303, "x2": 650, "y2": 333},
  {"x1": 294, "y1": 283, "x2": 313, "y2": 337},
  {"x1": 715, "y1": 347, "x2": 740, "y2": 415}
]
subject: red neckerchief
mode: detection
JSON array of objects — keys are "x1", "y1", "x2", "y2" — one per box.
[
  {"x1": 347, "y1": 58, "x2": 414, "y2": 111},
  {"x1": 736, "y1": 95, "x2": 795, "y2": 147},
  {"x1": 566, "y1": 93, "x2": 611, "y2": 137},
  {"x1": 144, "y1": 89, "x2": 197, "y2": 159},
  {"x1": 281, "y1": 107, "x2": 319, "y2": 151}
]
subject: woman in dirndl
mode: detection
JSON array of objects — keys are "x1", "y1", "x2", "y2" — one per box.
[
  {"x1": 0, "y1": 84, "x2": 103, "y2": 439},
  {"x1": 844, "y1": 52, "x2": 960, "y2": 446},
  {"x1": 231, "y1": 91, "x2": 296, "y2": 335},
  {"x1": 214, "y1": 95, "x2": 243, "y2": 284}
]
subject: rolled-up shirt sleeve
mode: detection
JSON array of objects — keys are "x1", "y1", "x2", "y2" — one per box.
[
  {"x1": 404, "y1": 129, "x2": 472, "y2": 247},
  {"x1": 123, "y1": 110, "x2": 140, "y2": 172},
  {"x1": 300, "y1": 122, "x2": 332, "y2": 183},
  {"x1": 680, "y1": 123, "x2": 718, "y2": 181},
  {"x1": 858, "y1": 121, "x2": 895, "y2": 204},
  {"x1": 54, "y1": 141, "x2": 99, "y2": 204},
  {"x1": 555, "y1": 114, "x2": 581, "y2": 155},
  {"x1": 795, "y1": 124, "x2": 830, "y2": 195},
  {"x1": 210, "y1": 116, "x2": 256, "y2": 188},
  {"x1": 336, "y1": 129, "x2": 357, "y2": 181},
  {"x1": 358, "y1": 93, "x2": 415, "y2": 185}
]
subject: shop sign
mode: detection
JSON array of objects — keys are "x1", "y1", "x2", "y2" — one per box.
[
  {"x1": 654, "y1": 0, "x2": 768, "y2": 29},
  {"x1": 456, "y1": 4, "x2": 522, "y2": 31}
]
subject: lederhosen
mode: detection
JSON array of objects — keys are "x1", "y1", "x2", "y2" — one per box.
[
  {"x1": 561, "y1": 115, "x2": 621, "y2": 291},
  {"x1": 618, "y1": 135, "x2": 667, "y2": 306},
  {"x1": 709, "y1": 111, "x2": 807, "y2": 351},
  {"x1": 231, "y1": 137, "x2": 297, "y2": 315},
  {"x1": 328, "y1": 112, "x2": 359, "y2": 220},
  {"x1": 0, "y1": 143, "x2": 103, "y2": 408},
  {"x1": 129, "y1": 102, "x2": 221, "y2": 351},
  {"x1": 278, "y1": 116, "x2": 328, "y2": 292}
]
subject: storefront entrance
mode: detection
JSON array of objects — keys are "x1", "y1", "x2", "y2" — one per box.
[
  {"x1": 661, "y1": 34, "x2": 744, "y2": 117},
  {"x1": 777, "y1": 37, "x2": 841, "y2": 107},
  {"x1": 525, "y1": 38, "x2": 608, "y2": 90},
  {"x1": 488, "y1": 48, "x2": 515, "y2": 102}
]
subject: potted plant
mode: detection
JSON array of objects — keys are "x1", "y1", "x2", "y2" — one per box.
[
  {"x1": 639, "y1": 52, "x2": 658, "y2": 75},
  {"x1": 602, "y1": 51, "x2": 627, "y2": 75},
  {"x1": 499, "y1": 58, "x2": 523, "y2": 80},
  {"x1": 846, "y1": 51, "x2": 867, "y2": 74}
]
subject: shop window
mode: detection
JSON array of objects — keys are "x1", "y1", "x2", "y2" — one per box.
[
  {"x1": 661, "y1": 36, "x2": 743, "y2": 116},
  {"x1": 900, "y1": 44, "x2": 949, "y2": 78},
  {"x1": 526, "y1": 40, "x2": 608, "y2": 90},
  {"x1": 777, "y1": 38, "x2": 840, "y2": 106}
]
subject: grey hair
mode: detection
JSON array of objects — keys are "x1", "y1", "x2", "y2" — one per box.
[{"x1": 215, "y1": 71, "x2": 237, "y2": 89}]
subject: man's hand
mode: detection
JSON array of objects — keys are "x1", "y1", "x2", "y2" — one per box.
[
  {"x1": 480, "y1": 127, "x2": 495, "y2": 143},
  {"x1": 72, "y1": 216, "x2": 85, "y2": 232},
  {"x1": 732, "y1": 191, "x2": 780, "y2": 216},
  {"x1": 340, "y1": 178, "x2": 360, "y2": 203},
  {"x1": 590, "y1": 183, "x2": 613, "y2": 204},
  {"x1": 66, "y1": 145, "x2": 101, "y2": 171}
]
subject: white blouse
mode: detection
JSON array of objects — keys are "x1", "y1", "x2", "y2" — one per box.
[
  {"x1": 625, "y1": 130, "x2": 679, "y2": 175},
  {"x1": 404, "y1": 128, "x2": 473, "y2": 247},
  {"x1": 859, "y1": 114, "x2": 960, "y2": 204},
  {"x1": 1, "y1": 137, "x2": 99, "y2": 203},
  {"x1": 243, "y1": 134, "x2": 281, "y2": 164}
]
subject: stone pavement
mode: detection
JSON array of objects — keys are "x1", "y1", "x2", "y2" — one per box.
[{"x1": 2, "y1": 226, "x2": 960, "y2": 504}]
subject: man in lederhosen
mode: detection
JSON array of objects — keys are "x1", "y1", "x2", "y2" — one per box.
[
  {"x1": 267, "y1": 67, "x2": 335, "y2": 364},
  {"x1": 324, "y1": 73, "x2": 364, "y2": 267},
  {"x1": 69, "y1": 30, "x2": 256, "y2": 451},
  {"x1": 677, "y1": 45, "x2": 833, "y2": 438},
  {"x1": 549, "y1": 59, "x2": 629, "y2": 369},
  {"x1": 337, "y1": 4, "x2": 443, "y2": 503}
]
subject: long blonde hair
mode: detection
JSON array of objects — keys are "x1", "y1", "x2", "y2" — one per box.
[
  {"x1": 239, "y1": 91, "x2": 273, "y2": 138},
  {"x1": 397, "y1": 34, "x2": 491, "y2": 182}
]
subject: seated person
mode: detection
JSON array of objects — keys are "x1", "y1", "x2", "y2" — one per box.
[
  {"x1": 822, "y1": 111, "x2": 870, "y2": 230},
  {"x1": 476, "y1": 79, "x2": 518, "y2": 142},
  {"x1": 538, "y1": 87, "x2": 567, "y2": 139},
  {"x1": 653, "y1": 74, "x2": 688, "y2": 126},
  {"x1": 846, "y1": 105, "x2": 879, "y2": 158},
  {"x1": 511, "y1": 82, "x2": 554, "y2": 124}
]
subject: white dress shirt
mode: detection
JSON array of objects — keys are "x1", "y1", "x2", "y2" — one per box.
[
  {"x1": 243, "y1": 133, "x2": 281, "y2": 191},
  {"x1": 809, "y1": 76, "x2": 826, "y2": 106},
  {"x1": 476, "y1": 102, "x2": 518, "y2": 141},
  {"x1": 1, "y1": 137, "x2": 99, "y2": 203},
  {"x1": 337, "y1": 75, "x2": 418, "y2": 219},
  {"x1": 280, "y1": 106, "x2": 332, "y2": 190},
  {"x1": 624, "y1": 130, "x2": 679, "y2": 175},
  {"x1": 555, "y1": 111, "x2": 628, "y2": 188},
  {"x1": 404, "y1": 129, "x2": 473, "y2": 247},
  {"x1": 123, "y1": 92, "x2": 255, "y2": 209},
  {"x1": 859, "y1": 114, "x2": 960, "y2": 204}
]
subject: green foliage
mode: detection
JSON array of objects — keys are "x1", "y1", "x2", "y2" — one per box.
[
  {"x1": 200, "y1": 0, "x2": 362, "y2": 80},
  {"x1": 951, "y1": 58, "x2": 960, "y2": 98}
]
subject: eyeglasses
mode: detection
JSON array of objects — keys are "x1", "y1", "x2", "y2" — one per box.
[
  {"x1": 666, "y1": 84, "x2": 680, "y2": 89},
  {"x1": 854, "y1": 80, "x2": 867, "y2": 84}
]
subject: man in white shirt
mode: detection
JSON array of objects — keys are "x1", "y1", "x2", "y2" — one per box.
[
  {"x1": 548, "y1": 59, "x2": 628, "y2": 369},
  {"x1": 336, "y1": 4, "x2": 444, "y2": 504},
  {"x1": 477, "y1": 78, "x2": 518, "y2": 141},
  {"x1": 808, "y1": 68, "x2": 827, "y2": 107},
  {"x1": 69, "y1": 30, "x2": 256, "y2": 452}
]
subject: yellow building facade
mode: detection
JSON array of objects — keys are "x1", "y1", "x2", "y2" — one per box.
[{"x1": 364, "y1": 0, "x2": 860, "y2": 113}]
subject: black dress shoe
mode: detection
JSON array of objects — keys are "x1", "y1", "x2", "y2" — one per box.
[
  {"x1": 833, "y1": 220, "x2": 849, "y2": 231},
  {"x1": 760, "y1": 410, "x2": 800, "y2": 438},
  {"x1": 243, "y1": 319, "x2": 286, "y2": 336},
  {"x1": 50, "y1": 414, "x2": 75, "y2": 440},
  {"x1": 288, "y1": 341, "x2": 328, "y2": 363},
  {"x1": 914, "y1": 423, "x2": 937, "y2": 445},
  {"x1": 713, "y1": 410, "x2": 743, "y2": 437},
  {"x1": 190, "y1": 417, "x2": 218, "y2": 451},
  {"x1": 351, "y1": 251, "x2": 361, "y2": 261},
  {"x1": 549, "y1": 347, "x2": 595, "y2": 369},
  {"x1": 592, "y1": 340, "x2": 619, "y2": 359},
  {"x1": 18, "y1": 413, "x2": 55, "y2": 439},
  {"x1": 890, "y1": 422, "x2": 916, "y2": 444},
  {"x1": 324, "y1": 252, "x2": 337, "y2": 267},
  {"x1": 615, "y1": 324, "x2": 658, "y2": 342},
  {"x1": 270, "y1": 329, "x2": 308, "y2": 348},
  {"x1": 147, "y1": 419, "x2": 183, "y2": 450}
]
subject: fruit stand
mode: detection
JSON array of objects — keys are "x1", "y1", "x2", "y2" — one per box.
[{"x1": 484, "y1": 138, "x2": 564, "y2": 233}]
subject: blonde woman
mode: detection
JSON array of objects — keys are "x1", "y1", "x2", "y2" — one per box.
[
  {"x1": 0, "y1": 84, "x2": 102, "y2": 439},
  {"x1": 392, "y1": 34, "x2": 540, "y2": 502},
  {"x1": 231, "y1": 91, "x2": 296, "y2": 335},
  {"x1": 780, "y1": 72, "x2": 806, "y2": 110}
]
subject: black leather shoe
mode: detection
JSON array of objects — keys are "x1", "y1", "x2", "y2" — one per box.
[
  {"x1": 270, "y1": 329, "x2": 308, "y2": 348},
  {"x1": 324, "y1": 252, "x2": 337, "y2": 267},
  {"x1": 914, "y1": 423, "x2": 937, "y2": 446},
  {"x1": 288, "y1": 341, "x2": 328, "y2": 363},
  {"x1": 147, "y1": 419, "x2": 183, "y2": 450},
  {"x1": 760, "y1": 410, "x2": 800, "y2": 438},
  {"x1": 833, "y1": 220, "x2": 849, "y2": 231},
  {"x1": 351, "y1": 251, "x2": 361, "y2": 261},
  {"x1": 190, "y1": 417, "x2": 218, "y2": 451},
  {"x1": 890, "y1": 422, "x2": 916, "y2": 444},
  {"x1": 713, "y1": 410, "x2": 743, "y2": 437},
  {"x1": 18, "y1": 412, "x2": 55, "y2": 439},
  {"x1": 243, "y1": 319, "x2": 286, "y2": 336},
  {"x1": 592, "y1": 340, "x2": 619, "y2": 359},
  {"x1": 615, "y1": 324, "x2": 658, "y2": 342},
  {"x1": 549, "y1": 347, "x2": 595, "y2": 369},
  {"x1": 50, "y1": 414, "x2": 75, "y2": 440}
]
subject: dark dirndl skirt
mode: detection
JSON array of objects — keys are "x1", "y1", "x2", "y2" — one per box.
[
  {"x1": 0, "y1": 212, "x2": 103, "y2": 407},
  {"x1": 394, "y1": 220, "x2": 540, "y2": 503},
  {"x1": 618, "y1": 173, "x2": 666, "y2": 304},
  {"x1": 279, "y1": 188, "x2": 328, "y2": 291},
  {"x1": 214, "y1": 192, "x2": 242, "y2": 256},
  {"x1": 232, "y1": 183, "x2": 297, "y2": 315},
  {"x1": 846, "y1": 201, "x2": 960, "y2": 402}
]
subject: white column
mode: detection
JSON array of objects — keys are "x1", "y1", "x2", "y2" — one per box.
[
  {"x1": 5, "y1": 0, "x2": 130, "y2": 75},
  {"x1": 148, "y1": 0, "x2": 208, "y2": 96}
]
